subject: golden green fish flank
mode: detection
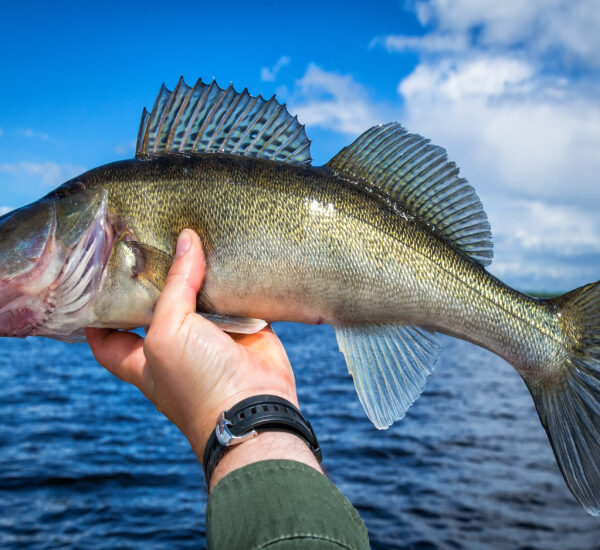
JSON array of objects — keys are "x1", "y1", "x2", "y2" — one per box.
[{"x1": 66, "y1": 154, "x2": 565, "y2": 378}]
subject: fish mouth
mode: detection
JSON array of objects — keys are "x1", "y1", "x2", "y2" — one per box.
[{"x1": 0, "y1": 194, "x2": 115, "y2": 340}]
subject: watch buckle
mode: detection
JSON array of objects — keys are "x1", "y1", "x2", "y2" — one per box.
[{"x1": 215, "y1": 411, "x2": 258, "y2": 446}]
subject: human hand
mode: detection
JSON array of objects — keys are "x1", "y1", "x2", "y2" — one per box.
[{"x1": 85, "y1": 229, "x2": 299, "y2": 461}]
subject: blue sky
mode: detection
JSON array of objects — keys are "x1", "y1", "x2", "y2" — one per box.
[{"x1": 1, "y1": 0, "x2": 599, "y2": 291}]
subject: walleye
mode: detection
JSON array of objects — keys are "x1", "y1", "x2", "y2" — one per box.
[{"x1": 1, "y1": 77, "x2": 599, "y2": 516}]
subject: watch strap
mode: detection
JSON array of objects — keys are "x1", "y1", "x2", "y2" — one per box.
[{"x1": 202, "y1": 395, "x2": 322, "y2": 485}]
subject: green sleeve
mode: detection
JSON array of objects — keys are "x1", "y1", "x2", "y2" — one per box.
[{"x1": 206, "y1": 459, "x2": 370, "y2": 549}]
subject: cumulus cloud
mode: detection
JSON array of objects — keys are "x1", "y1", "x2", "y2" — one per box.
[
  {"x1": 0, "y1": 161, "x2": 85, "y2": 188},
  {"x1": 260, "y1": 55, "x2": 291, "y2": 82},
  {"x1": 397, "y1": 57, "x2": 600, "y2": 204},
  {"x1": 486, "y1": 196, "x2": 600, "y2": 266},
  {"x1": 371, "y1": 0, "x2": 600, "y2": 288},
  {"x1": 484, "y1": 194, "x2": 600, "y2": 289},
  {"x1": 288, "y1": 64, "x2": 386, "y2": 135},
  {"x1": 373, "y1": 32, "x2": 467, "y2": 54},
  {"x1": 386, "y1": 0, "x2": 600, "y2": 70},
  {"x1": 507, "y1": 200, "x2": 600, "y2": 254},
  {"x1": 399, "y1": 57, "x2": 534, "y2": 99}
]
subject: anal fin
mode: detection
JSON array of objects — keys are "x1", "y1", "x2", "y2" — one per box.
[{"x1": 334, "y1": 324, "x2": 440, "y2": 429}]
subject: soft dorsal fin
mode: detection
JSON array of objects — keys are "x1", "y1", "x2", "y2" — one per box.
[
  {"x1": 327, "y1": 123, "x2": 493, "y2": 266},
  {"x1": 136, "y1": 77, "x2": 312, "y2": 165}
]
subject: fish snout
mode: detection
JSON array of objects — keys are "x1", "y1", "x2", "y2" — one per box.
[
  {"x1": 0, "y1": 201, "x2": 60, "y2": 337},
  {"x1": 0, "y1": 201, "x2": 57, "y2": 281},
  {"x1": 0, "y1": 191, "x2": 114, "y2": 339}
]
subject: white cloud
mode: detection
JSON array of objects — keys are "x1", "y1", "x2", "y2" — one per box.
[
  {"x1": 373, "y1": 33, "x2": 467, "y2": 53},
  {"x1": 515, "y1": 201, "x2": 600, "y2": 253},
  {"x1": 474, "y1": 196, "x2": 600, "y2": 289},
  {"x1": 0, "y1": 206, "x2": 12, "y2": 216},
  {"x1": 389, "y1": 0, "x2": 600, "y2": 69},
  {"x1": 367, "y1": 0, "x2": 600, "y2": 288},
  {"x1": 18, "y1": 128, "x2": 50, "y2": 141},
  {"x1": 489, "y1": 198, "x2": 600, "y2": 254},
  {"x1": 399, "y1": 56, "x2": 534, "y2": 98},
  {"x1": 288, "y1": 64, "x2": 385, "y2": 135},
  {"x1": 0, "y1": 161, "x2": 86, "y2": 188},
  {"x1": 397, "y1": 57, "x2": 600, "y2": 204},
  {"x1": 260, "y1": 55, "x2": 291, "y2": 82}
]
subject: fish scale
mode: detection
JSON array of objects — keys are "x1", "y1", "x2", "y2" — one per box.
[{"x1": 0, "y1": 77, "x2": 599, "y2": 516}]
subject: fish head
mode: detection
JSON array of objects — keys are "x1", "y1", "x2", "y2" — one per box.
[{"x1": 0, "y1": 186, "x2": 112, "y2": 340}]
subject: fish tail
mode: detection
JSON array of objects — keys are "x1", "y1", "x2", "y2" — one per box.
[{"x1": 525, "y1": 281, "x2": 600, "y2": 516}]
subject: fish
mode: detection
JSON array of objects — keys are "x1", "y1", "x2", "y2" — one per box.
[{"x1": 1, "y1": 77, "x2": 599, "y2": 516}]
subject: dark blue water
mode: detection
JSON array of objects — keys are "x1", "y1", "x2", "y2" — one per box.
[{"x1": 1, "y1": 324, "x2": 599, "y2": 549}]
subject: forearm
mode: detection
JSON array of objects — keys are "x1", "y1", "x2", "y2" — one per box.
[
  {"x1": 207, "y1": 458, "x2": 370, "y2": 550},
  {"x1": 209, "y1": 431, "x2": 322, "y2": 490}
]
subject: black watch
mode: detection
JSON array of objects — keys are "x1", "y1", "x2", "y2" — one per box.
[{"x1": 202, "y1": 395, "x2": 322, "y2": 485}]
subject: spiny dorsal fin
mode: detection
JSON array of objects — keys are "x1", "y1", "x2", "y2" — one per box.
[
  {"x1": 327, "y1": 123, "x2": 493, "y2": 266},
  {"x1": 136, "y1": 77, "x2": 312, "y2": 165}
]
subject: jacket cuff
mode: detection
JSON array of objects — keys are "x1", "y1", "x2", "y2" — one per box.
[{"x1": 207, "y1": 459, "x2": 369, "y2": 549}]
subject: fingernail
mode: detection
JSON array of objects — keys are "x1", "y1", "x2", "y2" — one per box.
[{"x1": 176, "y1": 231, "x2": 191, "y2": 257}]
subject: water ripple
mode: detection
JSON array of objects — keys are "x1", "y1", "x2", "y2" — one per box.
[{"x1": 0, "y1": 326, "x2": 599, "y2": 548}]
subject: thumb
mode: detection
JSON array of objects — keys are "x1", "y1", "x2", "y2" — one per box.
[{"x1": 152, "y1": 229, "x2": 205, "y2": 323}]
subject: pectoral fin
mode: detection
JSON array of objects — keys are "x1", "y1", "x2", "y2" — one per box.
[
  {"x1": 125, "y1": 241, "x2": 173, "y2": 291},
  {"x1": 94, "y1": 240, "x2": 171, "y2": 328},
  {"x1": 201, "y1": 313, "x2": 267, "y2": 334},
  {"x1": 334, "y1": 324, "x2": 440, "y2": 429},
  {"x1": 65, "y1": 328, "x2": 87, "y2": 343}
]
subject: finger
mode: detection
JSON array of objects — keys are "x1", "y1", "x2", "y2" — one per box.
[
  {"x1": 152, "y1": 229, "x2": 206, "y2": 325},
  {"x1": 85, "y1": 328, "x2": 153, "y2": 397}
]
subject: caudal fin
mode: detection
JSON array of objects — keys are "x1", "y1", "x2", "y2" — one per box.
[{"x1": 525, "y1": 281, "x2": 600, "y2": 516}]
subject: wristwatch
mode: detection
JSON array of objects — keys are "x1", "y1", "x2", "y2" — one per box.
[{"x1": 202, "y1": 395, "x2": 322, "y2": 485}]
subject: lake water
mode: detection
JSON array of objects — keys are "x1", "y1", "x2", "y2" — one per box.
[{"x1": 1, "y1": 324, "x2": 599, "y2": 549}]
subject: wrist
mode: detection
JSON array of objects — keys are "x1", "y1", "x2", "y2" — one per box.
[
  {"x1": 187, "y1": 390, "x2": 300, "y2": 459},
  {"x1": 198, "y1": 394, "x2": 323, "y2": 490},
  {"x1": 209, "y1": 431, "x2": 323, "y2": 490}
]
